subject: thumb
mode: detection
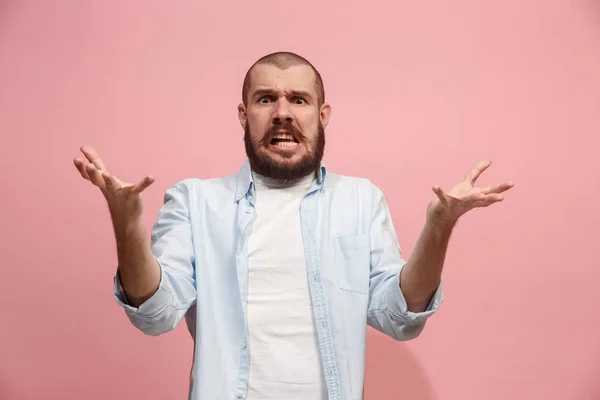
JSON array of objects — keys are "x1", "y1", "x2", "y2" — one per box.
[{"x1": 130, "y1": 176, "x2": 155, "y2": 195}]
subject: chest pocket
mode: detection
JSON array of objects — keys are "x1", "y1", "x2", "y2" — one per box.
[{"x1": 333, "y1": 234, "x2": 370, "y2": 295}]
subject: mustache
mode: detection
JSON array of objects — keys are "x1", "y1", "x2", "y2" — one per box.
[{"x1": 260, "y1": 122, "x2": 306, "y2": 145}]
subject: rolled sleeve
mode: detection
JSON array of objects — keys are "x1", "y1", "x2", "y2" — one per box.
[
  {"x1": 113, "y1": 264, "x2": 172, "y2": 317},
  {"x1": 385, "y1": 267, "x2": 444, "y2": 323}
]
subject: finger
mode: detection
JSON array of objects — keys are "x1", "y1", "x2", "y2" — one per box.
[
  {"x1": 464, "y1": 159, "x2": 492, "y2": 185},
  {"x1": 477, "y1": 193, "x2": 504, "y2": 207},
  {"x1": 73, "y1": 158, "x2": 91, "y2": 180},
  {"x1": 432, "y1": 185, "x2": 451, "y2": 204},
  {"x1": 130, "y1": 176, "x2": 155, "y2": 195},
  {"x1": 80, "y1": 145, "x2": 106, "y2": 171},
  {"x1": 481, "y1": 181, "x2": 514, "y2": 195},
  {"x1": 101, "y1": 171, "x2": 121, "y2": 193},
  {"x1": 85, "y1": 163, "x2": 106, "y2": 189}
]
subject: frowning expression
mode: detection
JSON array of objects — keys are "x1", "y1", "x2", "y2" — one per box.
[{"x1": 239, "y1": 64, "x2": 331, "y2": 180}]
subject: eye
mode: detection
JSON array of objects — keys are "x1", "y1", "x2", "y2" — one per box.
[
  {"x1": 258, "y1": 96, "x2": 275, "y2": 103},
  {"x1": 292, "y1": 97, "x2": 306, "y2": 105}
]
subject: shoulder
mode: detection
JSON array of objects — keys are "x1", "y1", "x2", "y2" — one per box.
[{"x1": 162, "y1": 171, "x2": 239, "y2": 200}]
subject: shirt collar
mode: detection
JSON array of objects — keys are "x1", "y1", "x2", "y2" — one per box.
[{"x1": 234, "y1": 159, "x2": 327, "y2": 201}]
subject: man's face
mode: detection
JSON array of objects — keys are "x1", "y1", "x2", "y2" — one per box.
[{"x1": 239, "y1": 64, "x2": 331, "y2": 180}]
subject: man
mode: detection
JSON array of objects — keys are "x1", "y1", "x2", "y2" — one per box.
[{"x1": 74, "y1": 52, "x2": 513, "y2": 399}]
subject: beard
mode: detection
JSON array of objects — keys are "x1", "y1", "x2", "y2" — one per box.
[{"x1": 244, "y1": 121, "x2": 325, "y2": 181}]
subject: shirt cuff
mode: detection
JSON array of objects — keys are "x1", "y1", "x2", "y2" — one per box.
[
  {"x1": 113, "y1": 262, "x2": 172, "y2": 317},
  {"x1": 384, "y1": 269, "x2": 444, "y2": 323}
]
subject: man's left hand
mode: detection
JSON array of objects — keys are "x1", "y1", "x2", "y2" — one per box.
[{"x1": 427, "y1": 159, "x2": 514, "y2": 226}]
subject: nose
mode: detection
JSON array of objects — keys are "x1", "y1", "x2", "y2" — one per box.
[{"x1": 272, "y1": 98, "x2": 293, "y2": 125}]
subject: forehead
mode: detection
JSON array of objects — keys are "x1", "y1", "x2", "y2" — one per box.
[{"x1": 249, "y1": 64, "x2": 317, "y2": 95}]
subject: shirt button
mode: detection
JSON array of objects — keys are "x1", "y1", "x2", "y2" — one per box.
[
  {"x1": 237, "y1": 391, "x2": 244, "y2": 398},
  {"x1": 245, "y1": 208, "x2": 252, "y2": 214},
  {"x1": 242, "y1": 343, "x2": 247, "y2": 349}
]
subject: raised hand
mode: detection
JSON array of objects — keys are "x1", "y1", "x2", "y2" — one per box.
[
  {"x1": 73, "y1": 145, "x2": 154, "y2": 224},
  {"x1": 428, "y1": 159, "x2": 514, "y2": 225}
]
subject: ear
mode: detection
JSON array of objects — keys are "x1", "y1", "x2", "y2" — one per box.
[
  {"x1": 237, "y1": 103, "x2": 247, "y2": 128},
  {"x1": 320, "y1": 102, "x2": 332, "y2": 128}
]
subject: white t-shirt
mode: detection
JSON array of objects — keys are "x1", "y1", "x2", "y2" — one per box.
[{"x1": 245, "y1": 172, "x2": 327, "y2": 400}]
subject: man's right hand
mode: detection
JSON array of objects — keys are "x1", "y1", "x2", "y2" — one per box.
[
  {"x1": 74, "y1": 145, "x2": 161, "y2": 306},
  {"x1": 73, "y1": 145, "x2": 154, "y2": 226}
]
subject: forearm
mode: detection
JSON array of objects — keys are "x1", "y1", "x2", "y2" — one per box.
[
  {"x1": 113, "y1": 217, "x2": 161, "y2": 307},
  {"x1": 400, "y1": 213, "x2": 454, "y2": 312}
]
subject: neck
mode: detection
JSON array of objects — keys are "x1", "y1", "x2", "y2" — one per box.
[{"x1": 252, "y1": 170, "x2": 316, "y2": 189}]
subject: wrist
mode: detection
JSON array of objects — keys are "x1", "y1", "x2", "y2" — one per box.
[
  {"x1": 426, "y1": 201, "x2": 458, "y2": 232},
  {"x1": 110, "y1": 212, "x2": 143, "y2": 234}
]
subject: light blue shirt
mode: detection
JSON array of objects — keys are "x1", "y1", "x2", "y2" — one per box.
[{"x1": 114, "y1": 161, "x2": 444, "y2": 400}]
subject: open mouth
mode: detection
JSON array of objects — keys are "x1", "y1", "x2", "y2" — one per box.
[{"x1": 270, "y1": 131, "x2": 299, "y2": 148}]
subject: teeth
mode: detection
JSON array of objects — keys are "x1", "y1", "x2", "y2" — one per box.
[
  {"x1": 275, "y1": 141, "x2": 298, "y2": 147},
  {"x1": 274, "y1": 133, "x2": 294, "y2": 140}
]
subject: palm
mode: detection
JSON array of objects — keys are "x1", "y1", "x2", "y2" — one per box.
[
  {"x1": 73, "y1": 145, "x2": 154, "y2": 220},
  {"x1": 108, "y1": 176, "x2": 139, "y2": 197},
  {"x1": 429, "y1": 159, "x2": 514, "y2": 223}
]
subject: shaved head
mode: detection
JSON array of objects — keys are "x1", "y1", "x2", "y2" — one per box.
[
  {"x1": 239, "y1": 51, "x2": 331, "y2": 180},
  {"x1": 242, "y1": 51, "x2": 325, "y2": 107}
]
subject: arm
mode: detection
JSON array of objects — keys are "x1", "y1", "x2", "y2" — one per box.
[
  {"x1": 73, "y1": 145, "x2": 160, "y2": 306},
  {"x1": 366, "y1": 159, "x2": 513, "y2": 340},
  {"x1": 399, "y1": 215, "x2": 453, "y2": 313},
  {"x1": 113, "y1": 184, "x2": 197, "y2": 336},
  {"x1": 74, "y1": 145, "x2": 196, "y2": 336},
  {"x1": 114, "y1": 217, "x2": 161, "y2": 308},
  {"x1": 399, "y1": 159, "x2": 514, "y2": 313},
  {"x1": 366, "y1": 186, "x2": 444, "y2": 341}
]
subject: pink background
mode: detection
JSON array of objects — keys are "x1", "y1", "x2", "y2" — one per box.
[{"x1": 1, "y1": 1, "x2": 599, "y2": 399}]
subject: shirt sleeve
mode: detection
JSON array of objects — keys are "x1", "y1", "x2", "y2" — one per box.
[
  {"x1": 113, "y1": 182, "x2": 197, "y2": 336},
  {"x1": 366, "y1": 184, "x2": 444, "y2": 341}
]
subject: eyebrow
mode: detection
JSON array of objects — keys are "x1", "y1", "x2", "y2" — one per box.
[{"x1": 252, "y1": 88, "x2": 313, "y2": 100}]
